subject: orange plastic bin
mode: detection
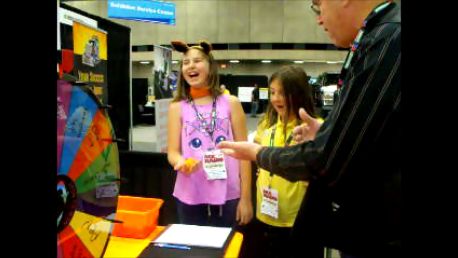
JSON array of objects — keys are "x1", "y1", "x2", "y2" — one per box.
[{"x1": 111, "y1": 195, "x2": 163, "y2": 239}]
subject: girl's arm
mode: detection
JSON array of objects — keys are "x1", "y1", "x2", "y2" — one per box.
[
  {"x1": 228, "y1": 95, "x2": 253, "y2": 225},
  {"x1": 167, "y1": 101, "x2": 188, "y2": 174}
]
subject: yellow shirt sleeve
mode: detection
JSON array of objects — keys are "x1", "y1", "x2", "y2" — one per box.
[{"x1": 254, "y1": 118, "x2": 268, "y2": 144}]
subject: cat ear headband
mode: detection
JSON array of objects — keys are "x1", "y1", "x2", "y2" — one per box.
[{"x1": 170, "y1": 40, "x2": 212, "y2": 55}]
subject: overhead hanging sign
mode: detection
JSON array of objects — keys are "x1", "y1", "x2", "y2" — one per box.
[{"x1": 108, "y1": 0, "x2": 176, "y2": 25}]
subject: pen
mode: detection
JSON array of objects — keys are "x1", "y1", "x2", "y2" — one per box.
[
  {"x1": 154, "y1": 243, "x2": 191, "y2": 250},
  {"x1": 104, "y1": 218, "x2": 123, "y2": 223}
]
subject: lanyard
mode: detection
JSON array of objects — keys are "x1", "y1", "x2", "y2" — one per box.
[
  {"x1": 269, "y1": 126, "x2": 294, "y2": 148},
  {"x1": 267, "y1": 122, "x2": 296, "y2": 184},
  {"x1": 190, "y1": 97, "x2": 218, "y2": 141},
  {"x1": 337, "y1": 1, "x2": 393, "y2": 90}
]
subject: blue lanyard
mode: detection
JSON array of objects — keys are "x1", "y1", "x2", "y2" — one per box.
[{"x1": 337, "y1": 1, "x2": 393, "y2": 89}]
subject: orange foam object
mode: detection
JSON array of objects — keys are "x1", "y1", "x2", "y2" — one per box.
[
  {"x1": 111, "y1": 195, "x2": 164, "y2": 239},
  {"x1": 184, "y1": 158, "x2": 199, "y2": 173}
]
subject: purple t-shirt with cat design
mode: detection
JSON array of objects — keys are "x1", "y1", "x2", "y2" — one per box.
[{"x1": 173, "y1": 94, "x2": 241, "y2": 205}]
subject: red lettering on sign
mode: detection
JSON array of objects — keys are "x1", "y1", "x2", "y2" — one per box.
[
  {"x1": 205, "y1": 157, "x2": 223, "y2": 163},
  {"x1": 262, "y1": 189, "x2": 277, "y2": 201}
]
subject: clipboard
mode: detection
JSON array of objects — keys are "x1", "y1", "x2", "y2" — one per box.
[{"x1": 139, "y1": 224, "x2": 236, "y2": 258}]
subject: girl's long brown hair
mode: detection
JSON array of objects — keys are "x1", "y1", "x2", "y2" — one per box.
[{"x1": 260, "y1": 65, "x2": 317, "y2": 140}]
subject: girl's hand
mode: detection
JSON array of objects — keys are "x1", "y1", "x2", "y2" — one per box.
[
  {"x1": 174, "y1": 158, "x2": 200, "y2": 175},
  {"x1": 236, "y1": 198, "x2": 253, "y2": 225}
]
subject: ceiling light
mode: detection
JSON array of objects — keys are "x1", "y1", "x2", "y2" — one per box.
[
  {"x1": 293, "y1": 60, "x2": 304, "y2": 64},
  {"x1": 140, "y1": 61, "x2": 150, "y2": 64},
  {"x1": 261, "y1": 60, "x2": 272, "y2": 63},
  {"x1": 229, "y1": 60, "x2": 240, "y2": 63}
]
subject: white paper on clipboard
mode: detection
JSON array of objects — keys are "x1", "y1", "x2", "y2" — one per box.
[{"x1": 152, "y1": 224, "x2": 233, "y2": 249}]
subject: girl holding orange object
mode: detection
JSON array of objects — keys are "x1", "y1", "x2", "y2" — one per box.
[{"x1": 167, "y1": 40, "x2": 252, "y2": 227}]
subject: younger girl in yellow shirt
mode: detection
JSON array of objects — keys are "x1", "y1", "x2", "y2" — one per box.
[{"x1": 251, "y1": 65, "x2": 319, "y2": 258}]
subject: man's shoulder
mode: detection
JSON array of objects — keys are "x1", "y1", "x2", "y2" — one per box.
[
  {"x1": 365, "y1": 3, "x2": 400, "y2": 36},
  {"x1": 383, "y1": 4, "x2": 401, "y2": 24},
  {"x1": 369, "y1": 22, "x2": 400, "y2": 41},
  {"x1": 364, "y1": 17, "x2": 400, "y2": 49}
]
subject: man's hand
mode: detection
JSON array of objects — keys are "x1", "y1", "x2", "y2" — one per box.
[
  {"x1": 292, "y1": 108, "x2": 323, "y2": 144},
  {"x1": 216, "y1": 141, "x2": 263, "y2": 161}
]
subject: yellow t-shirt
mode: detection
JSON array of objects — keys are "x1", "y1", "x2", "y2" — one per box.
[{"x1": 254, "y1": 118, "x2": 309, "y2": 227}]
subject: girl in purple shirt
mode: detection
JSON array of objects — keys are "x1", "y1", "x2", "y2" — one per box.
[{"x1": 167, "y1": 40, "x2": 253, "y2": 227}]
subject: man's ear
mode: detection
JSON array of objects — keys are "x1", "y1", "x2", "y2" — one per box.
[{"x1": 171, "y1": 40, "x2": 189, "y2": 53}]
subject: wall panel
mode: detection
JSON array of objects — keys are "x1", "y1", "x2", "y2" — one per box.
[
  {"x1": 249, "y1": 0, "x2": 283, "y2": 42},
  {"x1": 186, "y1": 0, "x2": 218, "y2": 42},
  {"x1": 218, "y1": 0, "x2": 250, "y2": 43}
]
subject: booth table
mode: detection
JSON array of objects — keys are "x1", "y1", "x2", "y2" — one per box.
[{"x1": 104, "y1": 226, "x2": 243, "y2": 258}]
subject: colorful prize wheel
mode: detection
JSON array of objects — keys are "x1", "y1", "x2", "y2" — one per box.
[{"x1": 57, "y1": 80, "x2": 120, "y2": 258}]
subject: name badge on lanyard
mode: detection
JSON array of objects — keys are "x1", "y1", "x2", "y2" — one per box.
[
  {"x1": 203, "y1": 149, "x2": 227, "y2": 180},
  {"x1": 260, "y1": 187, "x2": 279, "y2": 219}
]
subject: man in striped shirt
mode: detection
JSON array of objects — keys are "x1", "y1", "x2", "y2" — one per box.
[{"x1": 218, "y1": 0, "x2": 400, "y2": 257}]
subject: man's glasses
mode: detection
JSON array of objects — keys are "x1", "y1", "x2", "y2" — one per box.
[{"x1": 310, "y1": 0, "x2": 321, "y2": 16}]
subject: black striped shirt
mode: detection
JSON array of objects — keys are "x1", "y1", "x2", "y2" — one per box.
[{"x1": 256, "y1": 3, "x2": 401, "y2": 253}]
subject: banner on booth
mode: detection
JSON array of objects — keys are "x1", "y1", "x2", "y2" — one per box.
[{"x1": 73, "y1": 22, "x2": 108, "y2": 104}]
